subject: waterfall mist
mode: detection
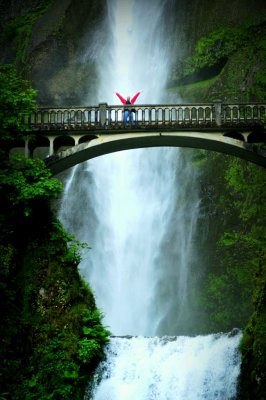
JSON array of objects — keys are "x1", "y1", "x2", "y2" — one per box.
[
  {"x1": 95, "y1": 0, "x2": 175, "y2": 104},
  {"x1": 59, "y1": 0, "x2": 201, "y2": 336}
]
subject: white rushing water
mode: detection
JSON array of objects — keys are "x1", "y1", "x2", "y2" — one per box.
[
  {"x1": 87, "y1": 332, "x2": 242, "y2": 400},
  {"x1": 63, "y1": 146, "x2": 200, "y2": 337},
  {"x1": 59, "y1": 0, "x2": 200, "y2": 337},
  {"x1": 58, "y1": 0, "x2": 242, "y2": 398},
  {"x1": 95, "y1": 0, "x2": 173, "y2": 103}
]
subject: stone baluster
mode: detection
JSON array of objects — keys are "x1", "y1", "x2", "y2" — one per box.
[
  {"x1": 213, "y1": 100, "x2": 222, "y2": 126},
  {"x1": 99, "y1": 103, "x2": 108, "y2": 127}
]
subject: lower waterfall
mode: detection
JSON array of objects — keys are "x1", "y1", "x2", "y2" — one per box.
[{"x1": 85, "y1": 332, "x2": 242, "y2": 400}]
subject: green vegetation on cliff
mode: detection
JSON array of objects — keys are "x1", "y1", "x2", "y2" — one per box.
[
  {"x1": 196, "y1": 154, "x2": 265, "y2": 329},
  {"x1": 190, "y1": 150, "x2": 266, "y2": 399},
  {"x1": 0, "y1": 64, "x2": 110, "y2": 399},
  {"x1": 0, "y1": 64, "x2": 37, "y2": 138},
  {"x1": 171, "y1": 21, "x2": 266, "y2": 102},
  {"x1": 173, "y1": 17, "x2": 266, "y2": 398},
  {"x1": 0, "y1": 0, "x2": 55, "y2": 65}
]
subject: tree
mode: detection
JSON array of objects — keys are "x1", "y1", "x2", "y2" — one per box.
[{"x1": 0, "y1": 63, "x2": 37, "y2": 141}]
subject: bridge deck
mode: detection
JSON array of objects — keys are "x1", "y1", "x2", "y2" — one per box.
[
  {"x1": 8, "y1": 102, "x2": 266, "y2": 173},
  {"x1": 28, "y1": 102, "x2": 266, "y2": 133}
]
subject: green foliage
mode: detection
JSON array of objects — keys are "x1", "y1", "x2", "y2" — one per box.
[
  {"x1": 0, "y1": 208, "x2": 110, "y2": 399},
  {"x1": 0, "y1": 64, "x2": 37, "y2": 139},
  {"x1": 175, "y1": 21, "x2": 266, "y2": 102},
  {"x1": 0, "y1": 59, "x2": 110, "y2": 399},
  {"x1": 195, "y1": 150, "x2": 266, "y2": 396},
  {"x1": 78, "y1": 309, "x2": 110, "y2": 363},
  {"x1": 50, "y1": 221, "x2": 90, "y2": 265},
  {"x1": 184, "y1": 26, "x2": 248, "y2": 75},
  {"x1": 0, "y1": 1, "x2": 55, "y2": 64},
  {"x1": 224, "y1": 160, "x2": 266, "y2": 244},
  {"x1": 186, "y1": 19, "x2": 266, "y2": 352},
  {"x1": 238, "y1": 256, "x2": 266, "y2": 399},
  {"x1": 0, "y1": 154, "x2": 62, "y2": 216},
  {"x1": 197, "y1": 151, "x2": 265, "y2": 332},
  {"x1": 18, "y1": 285, "x2": 110, "y2": 399}
]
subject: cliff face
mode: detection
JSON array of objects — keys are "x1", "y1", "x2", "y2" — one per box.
[
  {"x1": 0, "y1": 0, "x2": 106, "y2": 105},
  {"x1": 173, "y1": 0, "x2": 266, "y2": 42},
  {"x1": 1, "y1": 0, "x2": 265, "y2": 105},
  {"x1": 27, "y1": 0, "x2": 106, "y2": 105},
  {"x1": 166, "y1": 0, "x2": 266, "y2": 102}
]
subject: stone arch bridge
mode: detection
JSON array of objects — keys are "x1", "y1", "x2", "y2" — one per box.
[{"x1": 12, "y1": 101, "x2": 266, "y2": 175}]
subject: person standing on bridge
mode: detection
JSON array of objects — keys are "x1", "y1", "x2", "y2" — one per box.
[{"x1": 114, "y1": 90, "x2": 142, "y2": 124}]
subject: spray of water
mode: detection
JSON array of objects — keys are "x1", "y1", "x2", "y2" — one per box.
[
  {"x1": 95, "y1": 0, "x2": 174, "y2": 104},
  {"x1": 59, "y1": 0, "x2": 200, "y2": 336}
]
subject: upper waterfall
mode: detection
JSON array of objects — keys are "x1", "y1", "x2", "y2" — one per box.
[
  {"x1": 95, "y1": 0, "x2": 176, "y2": 104},
  {"x1": 59, "y1": 0, "x2": 201, "y2": 337}
]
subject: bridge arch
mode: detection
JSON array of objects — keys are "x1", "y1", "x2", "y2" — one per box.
[
  {"x1": 54, "y1": 135, "x2": 75, "y2": 153},
  {"x1": 247, "y1": 130, "x2": 265, "y2": 143},
  {"x1": 79, "y1": 134, "x2": 98, "y2": 144},
  {"x1": 32, "y1": 136, "x2": 50, "y2": 158},
  {"x1": 223, "y1": 131, "x2": 245, "y2": 141},
  {"x1": 44, "y1": 131, "x2": 266, "y2": 176}
]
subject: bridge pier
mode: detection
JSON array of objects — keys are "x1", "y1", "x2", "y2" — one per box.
[
  {"x1": 49, "y1": 138, "x2": 54, "y2": 156},
  {"x1": 25, "y1": 140, "x2": 30, "y2": 158}
]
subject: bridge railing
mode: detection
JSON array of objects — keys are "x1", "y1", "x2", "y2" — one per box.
[{"x1": 28, "y1": 102, "x2": 266, "y2": 131}]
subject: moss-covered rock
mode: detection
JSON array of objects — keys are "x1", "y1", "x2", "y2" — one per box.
[
  {"x1": 0, "y1": 65, "x2": 110, "y2": 399},
  {"x1": 238, "y1": 255, "x2": 266, "y2": 399},
  {"x1": 169, "y1": 21, "x2": 266, "y2": 103},
  {"x1": 0, "y1": 177, "x2": 110, "y2": 399}
]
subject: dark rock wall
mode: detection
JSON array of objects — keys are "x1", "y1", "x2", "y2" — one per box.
[
  {"x1": 27, "y1": 0, "x2": 107, "y2": 105},
  {"x1": 0, "y1": 0, "x2": 265, "y2": 103}
]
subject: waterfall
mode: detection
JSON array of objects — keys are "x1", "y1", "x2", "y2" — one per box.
[
  {"x1": 59, "y1": 0, "x2": 200, "y2": 336},
  {"x1": 95, "y1": 0, "x2": 174, "y2": 104},
  {"x1": 86, "y1": 332, "x2": 242, "y2": 400},
  {"x1": 60, "y1": 0, "x2": 199, "y2": 336},
  {"x1": 60, "y1": 146, "x2": 200, "y2": 337},
  {"x1": 58, "y1": 0, "x2": 242, "y2": 397}
]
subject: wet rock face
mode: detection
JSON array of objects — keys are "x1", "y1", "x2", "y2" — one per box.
[
  {"x1": 0, "y1": 0, "x2": 47, "y2": 22},
  {"x1": 27, "y1": 0, "x2": 106, "y2": 106},
  {"x1": 0, "y1": 0, "x2": 48, "y2": 62},
  {"x1": 1, "y1": 0, "x2": 265, "y2": 105},
  {"x1": 0, "y1": 0, "x2": 106, "y2": 106}
]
